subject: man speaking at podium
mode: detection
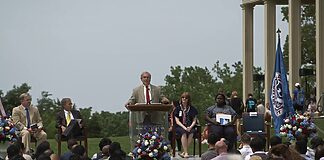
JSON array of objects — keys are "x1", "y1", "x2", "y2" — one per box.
[
  {"x1": 125, "y1": 71, "x2": 169, "y2": 125},
  {"x1": 126, "y1": 71, "x2": 169, "y2": 105}
]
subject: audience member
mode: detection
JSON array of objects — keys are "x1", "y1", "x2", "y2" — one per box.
[
  {"x1": 99, "y1": 145, "x2": 109, "y2": 160},
  {"x1": 315, "y1": 144, "x2": 324, "y2": 160},
  {"x1": 239, "y1": 133, "x2": 253, "y2": 159},
  {"x1": 293, "y1": 82, "x2": 305, "y2": 113},
  {"x1": 268, "y1": 143, "x2": 303, "y2": 160},
  {"x1": 11, "y1": 93, "x2": 47, "y2": 154},
  {"x1": 229, "y1": 91, "x2": 244, "y2": 138},
  {"x1": 307, "y1": 136, "x2": 324, "y2": 159},
  {"x1": 211, "y1": 140, "x2": 229, "y2": 160},
  {"x1": 205, "y1": 93, "x2": 237, "y2": 150},
  {"x1": 174, "y1": 92, "x2": 198, "y2": 158},
  {"x1": 245, "y1": 136, "x2": 268, "y2": 160},
  {"x1": 61, "y1": 139, "x2": 78, "y2": 160},
  {"x1": 92, "y1": 137, "x2": 112, "y2": 160},
  {"x1": 32, "y1": 141, "x2": 51, "y2": 160},
  {"x1": 6, "y1": 141, "x2": 33, "y2": 160},
  {"x1": 108, "y1": 142, "x2": 128, "y2": 160},
  {"x1": 295, "y1": 139, "x2": 312, "y2": 160},
  {"x1": 269, "y1": 135, "x2": 282, "y2": 149},
  {"x1": 71, "y1": 145, "x2": 87, "y2": 160},
  {"x1": 201, "y1": 133, "x2": 221, "y2": 160},
  {"x1": 245, "y1": 93, "x2": 257, "y2": 112},
  {"x1": 7, "y1": 144, "x2": 20, "y2": 160},
  {"x1": 256, "y1": 99, "x2": 265, "y2": 114}
]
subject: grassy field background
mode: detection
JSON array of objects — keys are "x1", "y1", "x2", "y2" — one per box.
[{"x1": 48, "y1": 118, "x2": 324, "y2": 157}]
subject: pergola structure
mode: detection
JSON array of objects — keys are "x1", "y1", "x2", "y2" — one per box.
[{"x1": 241, "y1": 0, "x2": 324, "y2": 104}]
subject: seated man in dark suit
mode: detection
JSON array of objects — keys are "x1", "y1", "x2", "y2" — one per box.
[{"x1": 56, "y1": 98, "x2": 84, "y2": 139}]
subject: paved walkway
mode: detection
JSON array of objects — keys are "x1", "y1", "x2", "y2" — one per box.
[{"x1": 170, "y1": 151, "x2": 201, "y2": 160}]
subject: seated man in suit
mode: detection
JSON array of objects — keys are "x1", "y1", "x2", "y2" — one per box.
[
  {"x1": 56, "y1": 98, "x2": 84, "y2": 139},
  {"x1": 12, "y1": 93, "x2": 47, "y2": 154}
]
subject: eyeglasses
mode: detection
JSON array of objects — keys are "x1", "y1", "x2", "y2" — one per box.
[{"x1": 182, "y1": 97, "x2": 189, "y2": 99}]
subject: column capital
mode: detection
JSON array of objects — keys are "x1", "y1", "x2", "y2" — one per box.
[{"x1": 240, "y1": 3, "x2": 255, "y2": 10}]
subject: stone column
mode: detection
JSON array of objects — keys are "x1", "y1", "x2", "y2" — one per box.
[
  {"x1": 242, "y1": 3, "x2": 254, "y2": 101},
  {"x1": 264, "y1": 0, "x2": 276, "y2": 105},
  {"x1": 316, "y1": 0, "x2": 324, "y2": 100},
  {"x1": 288, "y1": 0, "x2": 301, "y2": 96}
]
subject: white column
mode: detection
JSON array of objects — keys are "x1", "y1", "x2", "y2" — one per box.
[
  {"x1": 316, "y1": 0, "x2": 324, "y2": 100},
  {"x1": 264, "y1": 0, "x2": 276, "y2": 106},
  {"x1": 288, "y1": 0, "x2": 301, "y2": 96},
  {"x1": 242, "y1": 3, "x2": 254, "y2": 101}
]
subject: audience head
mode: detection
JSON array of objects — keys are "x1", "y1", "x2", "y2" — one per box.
[
  {"x1": 295, "y1": 139, "x2": 307, "y2": 154},
  {"x1": 207, "y1": 133, "x2": 221, "y2": 145},
  {"x1": 311, "y1": 136, "x2": 324, "y2": 149},
  {"x1": 269, "y1": 144, "x2": 303, "y2": 160},
  {"x1": 7, "y1": 144, "x2": 20, "y2": 159},
  {"x1": 102, "y1": 145, "x2": 110, "y2": 157},
  {"x1": 250, "y1": 136, "x2": 266, "y2": 152},
  {"x1": 270, "y1": 135, "x2": 282, "y2": 148},
  {"x1": 315, "y1": 145, "x2": 324, "y2": 160},
  {"x1": 241, "y1": 133, "x2": 251, "y2": 145},
  {"x1": 71, "y1": 145, "x2": 86, "y2": 157},
  {"x1": 34, "y1": 141, "x2": 51, "y2": 159},
  {"x1": 215, "y1": 140, "x2": 228, "y2": 154},
  {"x1": 67, "y1": 139, "x2": 78, "y2": 150},
  {"x1": 99, "y1": 137, "x2": 112, "y2": 151},
  {"x1": 109, "y1": 142, "x2": 126, "y2": 160},
  {"x1": 231, "y1": 90, "x2": 238, "y2": 98}
]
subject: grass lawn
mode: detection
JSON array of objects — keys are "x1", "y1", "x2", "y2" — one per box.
[{"x1": 47, "y1": 118, "x2": 324, "y2": 157}]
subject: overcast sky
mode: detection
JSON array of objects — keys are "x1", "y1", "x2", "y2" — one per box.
[{"x1": 0, "y1": 1, "x2": 288, "y2": 113}]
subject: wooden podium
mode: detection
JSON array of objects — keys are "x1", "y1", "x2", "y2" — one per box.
[{"x1": 126, "y1": 104, "x2": 172, "y2": 149}]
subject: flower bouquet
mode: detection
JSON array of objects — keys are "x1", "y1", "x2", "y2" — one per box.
[
  {"x1": 0, "y1": 117, "x2": 18, "y2": 143},
  {"x1": 279, "y1": 113, "x2": 316, "y2": 141},
  {"x1": 129, "y1": 128, "x2": 170, "y2": 160}
]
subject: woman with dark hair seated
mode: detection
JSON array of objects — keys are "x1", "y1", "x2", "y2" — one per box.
[
  {"x1": 205, "y1": 93, "x2": 237, "y2": 149},
  {"x1": 174, "y1": 92, "x2": 198, "y2": 158}
]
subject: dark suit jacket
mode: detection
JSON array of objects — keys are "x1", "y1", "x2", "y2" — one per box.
[{"x1": 56, "y1": 110, "x2": 83, "y2": 128}]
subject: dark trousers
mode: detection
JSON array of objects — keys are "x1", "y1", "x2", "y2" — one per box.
[{"x1": 63, "y1": 120, "x2": 82, "y2": 138}]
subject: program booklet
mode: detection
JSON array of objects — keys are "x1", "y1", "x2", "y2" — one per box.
[{"x1": 216, "y1": 113, "x2": 232, "y2": 125}]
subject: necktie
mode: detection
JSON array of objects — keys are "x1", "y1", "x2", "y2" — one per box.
[
  {"x1": 25, "y1": 108, "x2": 31, "y2": 128},
  {"x1": 66, "y1": 111, "x2": 71, "y2": 126},
  {"x1": 146, "y1": 86, "x2": 151, "y2": 104}
]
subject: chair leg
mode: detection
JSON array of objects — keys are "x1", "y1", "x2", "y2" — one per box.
[
  {"x1": 193, "y1": 138, "x2": 196, "y2": 156},
  {"x1": 84, "y1": 138, "x2": 88, "y2": 157},
  {"x1": 58, "y1": 140, "x2": 61, "y2": 156},
  {"x1": 198, "y1": 132, "x2": 201, "y2": 157}
]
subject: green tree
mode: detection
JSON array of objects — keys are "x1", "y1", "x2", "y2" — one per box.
[
  {"x1": 1, "y1": 83, "x2": 31, "y2": 115},
  {"x1": 36, "y1": 91, "x2": 60, "y2": 138},
  {"x1": 162, "y1": 65, "x2": 218, "y2": 121}
]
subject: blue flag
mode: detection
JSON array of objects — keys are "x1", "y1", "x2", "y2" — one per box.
[{"x1": 270, "y1": 33, "x2": 295, "y2": 135}]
